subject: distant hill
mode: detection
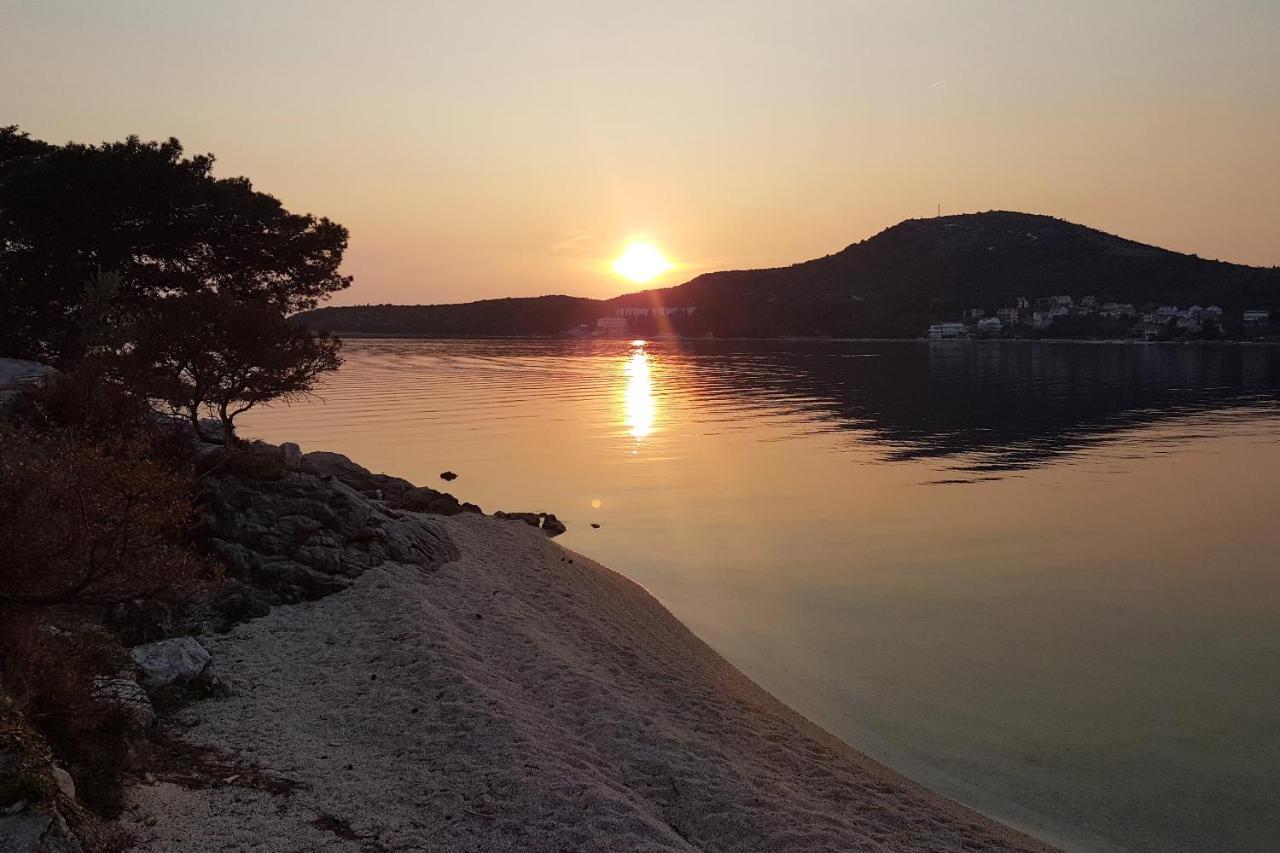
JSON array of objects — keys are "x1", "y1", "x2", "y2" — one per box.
[{"x1": 294, "y1": 212, "x2": 1280, "y2": 338}]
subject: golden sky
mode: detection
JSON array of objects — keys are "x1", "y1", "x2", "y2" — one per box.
[{"x1": 3, "y1": 1, "x2": 1278, "y2": 305}]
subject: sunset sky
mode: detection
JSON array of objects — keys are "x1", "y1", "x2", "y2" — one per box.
[{"x1": 3, "y1": 0, "x2": 1278, "y2": 305}]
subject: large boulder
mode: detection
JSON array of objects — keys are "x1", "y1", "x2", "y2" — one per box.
[
  {"x1": 129, "y1": 638, "x2": 211, "y2": 690},
  {"x1": 300, "y1": 451, "x2": 416, "y2": 501},
  {"x1": 199, "y1": 459, "x2": 460, "y2": 604},
  {"x1": 0, "y1": 808, "x2": 82, "y2": 853},
  {"x1": 0, "y1": 358, "x2": 55, "y2": 389}
]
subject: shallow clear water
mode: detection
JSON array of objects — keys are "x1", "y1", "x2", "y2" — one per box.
[{"x1": 241, "y1": 338, "x2": 1280, "y2": 852}]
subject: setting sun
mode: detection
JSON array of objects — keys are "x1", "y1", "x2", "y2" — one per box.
[{"x1": 612, "y1": 242, "x2": 672, "y2": 283}]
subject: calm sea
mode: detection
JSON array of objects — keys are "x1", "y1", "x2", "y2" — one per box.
[{"x1": 241, "y1": 338, "x2": 1280, "y2": 853}]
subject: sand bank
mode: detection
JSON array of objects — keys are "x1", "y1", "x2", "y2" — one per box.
[{"x1": 120, "y1": 513, "x2": 1052, "y2": 852}]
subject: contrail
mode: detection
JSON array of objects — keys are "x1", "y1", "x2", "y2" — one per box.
[{"x1": 928, "y1": 80, "x2": 944, "y2": 89}]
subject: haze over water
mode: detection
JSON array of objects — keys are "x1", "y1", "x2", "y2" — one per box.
[{"x1": 242, "y1": 338, "x2": 1280, "y2": 852}]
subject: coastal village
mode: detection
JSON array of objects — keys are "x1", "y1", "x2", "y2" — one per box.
[{"x1": 928, "y1": 296, "x2": 1274, "y2": 340}]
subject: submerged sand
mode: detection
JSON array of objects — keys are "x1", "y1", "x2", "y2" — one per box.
[{"x1": 121, "y1": 514, "x2": 1052, "y2": 852}]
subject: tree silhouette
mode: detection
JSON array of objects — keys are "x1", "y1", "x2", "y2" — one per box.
[
  {"x1": 0, "y1": 127, "x2": 350, "y2": 360},
  {"x1": 128, "y1": 292, "x2": 342, "y2": 443}
]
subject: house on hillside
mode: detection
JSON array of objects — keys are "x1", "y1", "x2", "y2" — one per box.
[{"x1": 595, "y1": 317, "x2": 629, "y2": 336}]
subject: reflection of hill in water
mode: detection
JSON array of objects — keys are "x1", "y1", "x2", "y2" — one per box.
[{"x1": 684, "y1": 342, "x2": 1280, "y2": 471}]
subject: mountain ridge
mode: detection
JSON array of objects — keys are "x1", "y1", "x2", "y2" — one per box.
[{"x1": 295, "y1": 211, "x2": 1279, "y2": 339}]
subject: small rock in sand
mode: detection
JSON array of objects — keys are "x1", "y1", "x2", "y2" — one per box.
[{"x1": 440, "y1": 471, "x2": 458, "y2": 481}]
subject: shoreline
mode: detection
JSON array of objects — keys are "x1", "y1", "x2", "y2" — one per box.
[
  {"x1": 308, "y1": 330, "x2": 1280, "y2": 346},
  {"x1": 117, "y1": 460, "x2": 1055, "y2": 852}
]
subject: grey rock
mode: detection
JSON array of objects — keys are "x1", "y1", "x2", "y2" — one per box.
[
  {"x1": 541, "y1": 514, "x2": 567, "y2": 537},
  {"x1": 0, "y1": 358, "x2": 55, "y2": 389},
  {"x1": 301, "y1": 451, "x2": 415, "y2": 500},
  {"x1": 129, "y1": 637, "x2": 211, "y2": 690},
  {"x1": 48, "y1": 767, "x2": 73, "y2": 802},
  {"x1": 494, "y1": 511, "x2": 542, "y2": 528},
  {"x1": 0, "y1": 807, "x2": 82, "y2": 853},
  {"x1": 279, "y1": 442, "x2": 303, "y2": 471},
  {"x1": 91, "y1": 676, "x2": 156, "y2": 728},
  {"x1": 0, "y1": 812, "x2": 53, "y2": 852},
  {"x1": 200, "y1": 455, "x2": 460, "y2": 606}
]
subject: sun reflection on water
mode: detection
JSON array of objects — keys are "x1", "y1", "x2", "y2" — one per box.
[{"x1": 623, "y1": 341, "x2": 656, "y2": 440}]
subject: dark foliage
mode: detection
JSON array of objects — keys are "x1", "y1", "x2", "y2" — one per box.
[
  {"x1": 0, "y1": 613, "x2": 136, "y2": 813},
  {"x1": 296, "y1": 294, "x2": 604, "y2": 337},
  {"x1": 0, "y1": 430, "x2": 209, "y2": 608},
  {"x1": 127, "y1": 292, "x2": 342, "y2": 443},
  {"x1": 0, "y1": 127, "x2": 350, "y2": 361}
]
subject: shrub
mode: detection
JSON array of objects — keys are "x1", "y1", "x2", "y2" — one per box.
[
  {"x1": 0, "y1": 613, "x2": 134, "y2": 812},
  {"x1": 0, "y1": 430, "x2": 209, "y2": 609}
]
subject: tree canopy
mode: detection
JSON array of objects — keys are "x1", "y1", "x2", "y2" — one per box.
[
  {"x1": 128, "y1": 291, "x2": 342, "y2": 443},
  {"x1": 0, "y1": 126, "x2": 351, "y2": 360}
]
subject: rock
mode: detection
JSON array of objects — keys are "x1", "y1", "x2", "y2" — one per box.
[
  {"x1": 0, "y1": 358, "x2": 56, "y2": 389},
  {"x1": 49, "y1": 766, "x2": 74, "y2": 801},
  {"x1": 301, "y1": 451, "x2": 415, "y2": 501},
  {"x1": 130, "y1": 637, "x2": 211, "y2": 690},
  {"x1": 440, "y1": 471, "x2": 458, "y2": 481},
  {"x1": 91, "y1": 676, "x2": 156, "y2": 728},
  {"x1": 0, "y1": 812, "x2": 54, "y2": 851},
  {"x1": 280, "y1": 442, "x2": 303, "y2": 471},
  {"x1": 541, "y1": 514, "x2": 567, "y2": 537},
  {"x1": 0, "y1": 807, "x2": 82, "y2": 852},
  {"x1": 590, "y1": 523, "x2": 600, "y2": 529},
  {"x1": 494, "y1": 511, "x2": 542, "y2": 528},
  {"x1": 200, "y1": 457, "x2": 460, "y2": 605}
]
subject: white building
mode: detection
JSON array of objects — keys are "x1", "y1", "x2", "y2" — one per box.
[
  {"x1": 1243, "y1": 309, "x2": 1272, "y2": 325},
  {"x1": 928, "y1": 322, "x2": 967, "y2": 339},
  {"x1": 976, "y1": 316, "x2": 1003, "y2": 335},
  {"x1": 595, "y1": 317, "x2": 629, "y2": 336},
  {"x1": 615, "y1": 306, "x2": 697, "y2": 318}
]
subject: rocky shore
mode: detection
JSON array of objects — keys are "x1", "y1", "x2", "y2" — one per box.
[{"x1": 95, "y1": 444, "x2": 1052, "y2": 852}]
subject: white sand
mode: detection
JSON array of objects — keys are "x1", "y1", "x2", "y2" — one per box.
[{"x1": 121, "y1": 514, "x2": 1052, "y2": 852}]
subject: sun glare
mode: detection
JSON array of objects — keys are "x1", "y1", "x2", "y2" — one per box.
[{"x1": 612, "y1": 242, "x2": 672, "y2": 283}]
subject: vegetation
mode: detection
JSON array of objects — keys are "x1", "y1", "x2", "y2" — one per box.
[
  {"x1": 128, "y1": 292, "x2": 342, "y2": 442},
  {"x1": 0, "y1": 125, "x2": 350, "y2": 844},
  {"x1": 0, "y1": 125, "x2": 350, "y2": 362},
  {"x1": 0, "y1": 429, "x2": 206, "y2": 608}
]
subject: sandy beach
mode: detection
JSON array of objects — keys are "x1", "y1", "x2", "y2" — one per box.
[{"x1": 118, "y1": 511, "x2": 1052, "y2": 852}]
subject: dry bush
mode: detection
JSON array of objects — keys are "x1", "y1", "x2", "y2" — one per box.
[
  {"x1": 11, "y1": 360, "x2": 199, "y2": 473},
  {"x1": 0, "y1": 685, "x2": 57, "y2": 808},
  {"x1": 0, "y1": 430, "x2": 209, "y2": 609},
  {"x1": 0, "y1": 613, "x2": 135, "y2": 812}
]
